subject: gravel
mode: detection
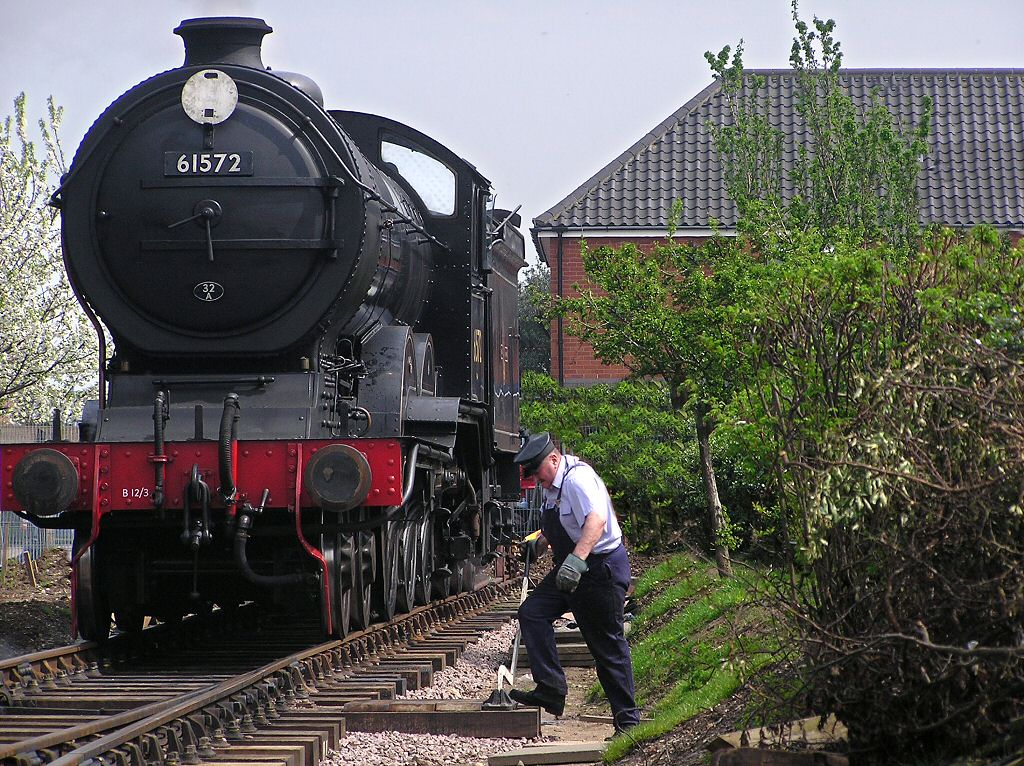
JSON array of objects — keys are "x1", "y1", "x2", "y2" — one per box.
[
  {"x1": 324, "y1": 619, "x2": 547, "y2": 766},
  {"x1": 400, "y1": 620, "x2": 521, "y2": 701},
  {"x1": 324, "y1": 731, "x2": 536, "y2": 766}
]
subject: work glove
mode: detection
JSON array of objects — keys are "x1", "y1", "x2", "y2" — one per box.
[{"x1": 556, "y1": 553, "x2": 589, "y2": 593}]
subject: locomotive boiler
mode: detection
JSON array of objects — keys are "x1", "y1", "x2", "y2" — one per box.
[{"x1": 1, "y1": 17, "x2": 526, "y2": 640}]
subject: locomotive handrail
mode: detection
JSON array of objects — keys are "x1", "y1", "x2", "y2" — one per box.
[
  {"x1": 48, "y1": 77, "x2": 202, "y2": 209},
  {"x1": 490, "y1": 204, "x2": 523, "y2": 237},
  {"x1": 140, "y1": 176, "x2": 342, "y2": 188},
  {"x1": 241, "y1": 80, "x2": 451, "y2": 255},
  {"x1": 151, "y1": 376, "x2": 275, "y2": 387},
  {"x1": 139, "y1": 238, "x2": 343, "y2": 250}
]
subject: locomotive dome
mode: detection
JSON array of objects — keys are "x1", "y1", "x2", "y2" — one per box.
[{"x1": 56, "y1": 17, "x2": 426, "y2": 365}]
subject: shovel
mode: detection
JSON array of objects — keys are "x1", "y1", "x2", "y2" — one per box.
[{"x1": 483, "y1": 530, "x2": 541, "y2": 709}]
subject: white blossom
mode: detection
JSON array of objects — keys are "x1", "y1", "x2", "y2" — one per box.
[{"x1": 0, "y1": 94, "x2": 98, "y2": 425}]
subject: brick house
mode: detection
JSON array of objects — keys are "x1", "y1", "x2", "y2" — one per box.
[{"x1": 531, "y1": 69, "x2": 1024, "y2": 386}]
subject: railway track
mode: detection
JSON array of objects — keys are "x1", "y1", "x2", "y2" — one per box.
[{"x1": 1, "y1": 581, "x2": 519, "y2": 766}]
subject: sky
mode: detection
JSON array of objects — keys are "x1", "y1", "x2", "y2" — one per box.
[{"x1": 2, "y1": 0, "x2": 1021, "y2": 266}]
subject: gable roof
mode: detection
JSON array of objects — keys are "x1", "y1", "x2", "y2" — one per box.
[{"x1": 532, "y1": 69, "x2": 1024, "y2": 235}]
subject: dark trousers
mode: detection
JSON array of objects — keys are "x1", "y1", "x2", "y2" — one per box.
[{"x1": 517, "y1": 545, "x2": 640, "y2": 729}]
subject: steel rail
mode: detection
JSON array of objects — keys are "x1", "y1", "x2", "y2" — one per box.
[
  {"x1": 0, "y1": 604, "x2": 255, "y2": 705},
  {"x1": 6, "y1": 580, "x2": 512, "y2": 766},
  {"x1": 0, "y1": 642, "x2": 97, "y2": 672},
  {"x1": 0, "y1": 642, "x2": 98, "y2": 698},
  {"x1": 41, "y1": 638, "x2": 341, "y2": 766}
]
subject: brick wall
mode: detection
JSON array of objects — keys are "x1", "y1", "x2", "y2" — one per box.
[
  {"x1": 548, "y1": 230, "x2": 1024, "y2": 386},
  {"x1": 547, "y1": 235, "x2": 708, "y2": 385}
]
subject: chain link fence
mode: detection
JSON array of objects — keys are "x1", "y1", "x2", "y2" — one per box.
[
  {"x1": 510, "y1": 485, "x2": 543, "y2": 541},
  {"x1": 1, "y1": 423, "x2": 78, "y2": 572},
  {"x1": 0, "y1": 423, "x2": 79, "y2": 444}
]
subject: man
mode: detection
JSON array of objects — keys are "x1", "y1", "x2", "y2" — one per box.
[{"x1": 511, "y1": 432, "x2": 641, "y2": 735}]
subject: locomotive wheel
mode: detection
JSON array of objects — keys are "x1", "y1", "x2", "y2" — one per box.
[
  {"x1": 336, "y1": 533, "x2": 355, "y2": 636},
  {"x1": 320, "y1": 533, "x2": 352, "y2": 637},
  {"x1": 413, "y1": 514, "x2": 434, "y2": 606},
  {"x1": 73, "y1": 538, "x2": 111, "y2": 642},
  {"x1": 372, "y1": 521, "x2": 400, "y2": 622},
  {"x1": 396, "y1": 520, "x2": 417, "y2": 613},
  {"x1": 349, "y1": 527, "x2": 376, "y2": 631}
]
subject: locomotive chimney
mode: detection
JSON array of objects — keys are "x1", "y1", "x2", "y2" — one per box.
[{"x1": 174, "y1": 17, "x2": 272, "y2": 69}]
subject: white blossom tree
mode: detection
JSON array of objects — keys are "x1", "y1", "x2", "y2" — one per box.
[{"x1": 0, "y1": 94, "x2": 98, "y2": 425}]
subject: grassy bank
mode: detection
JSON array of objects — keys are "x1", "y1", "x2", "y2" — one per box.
[{"x1": 603, "y1": 552, "x2": 777, "y2": 762}]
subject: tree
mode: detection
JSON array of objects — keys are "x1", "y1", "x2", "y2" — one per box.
[
  {"x1": 697, "y1": 1, "x2": 935, "y2": 561},
  {"x1": 553, "y1": 233, "x2": 750, "y2": 577},
  {"x1": 701, "y1": 5, "x2": 1024, "y2": 760},
  {"x1": 745, "y1": 226, "x2": 1024, "y2": 764},
  {"x1": 705, "y1": 0, "x2": 930, "y2": 257},
  {"x1": 521, "y1": 373, "x2": 696, "y2": 550},
  {"x1": 518, "y1": 262, "x2": 550, "y2": 376},
  {"x1": 552, "y1": 3, "x2": 934, "y2": 579},
  {"x1": 0, "y1": 94, "x2": 97, "y2": 424},
  {"x1": 520, "y1": 372, "x2": 771, "y2": 552}
]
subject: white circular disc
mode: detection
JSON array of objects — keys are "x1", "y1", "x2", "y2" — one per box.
[{"x1": 181, "y1": 69, "x2": 238, "y2": 125}]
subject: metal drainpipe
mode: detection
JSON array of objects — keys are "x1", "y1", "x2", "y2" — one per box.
[{"x1": 556, "y1": 226, "x2": 565, "y2": 386}]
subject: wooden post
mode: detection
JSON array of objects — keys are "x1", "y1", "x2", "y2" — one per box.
[
  {"x1": 22, "y1": 551, "x2": 38, "y2": 588},
  {"x1": 0, "y1": 524, "x2": 8, "y2": 590}
]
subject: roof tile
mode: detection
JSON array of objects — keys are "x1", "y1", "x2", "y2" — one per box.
[{"x1": 533, "y1": 69, "x2": 1024, "y2": 232}]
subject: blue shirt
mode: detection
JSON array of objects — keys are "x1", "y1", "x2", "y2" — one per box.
[{"x1": 543, "y1": 454, "x2": 623, "y2": 554}]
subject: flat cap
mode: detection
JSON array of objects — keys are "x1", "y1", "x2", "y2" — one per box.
[{"x1": 514, "y1": 432, "x2": 555, "y2": 476}]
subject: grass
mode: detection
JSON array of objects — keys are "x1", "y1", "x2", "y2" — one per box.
[
  {"x1": 600, "y1": 552, "x2": 777, "y2": 763},
  {"x1": 630, "y1": 567, "x2": 716, "y2": 633},
  {"x1": 631, "y1": 554, "x2": 702, "y2": 600}
]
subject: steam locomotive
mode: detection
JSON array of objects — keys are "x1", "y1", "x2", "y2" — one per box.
[{"x1": 1, "y1": 17, "x2": 525, "y2": 640}]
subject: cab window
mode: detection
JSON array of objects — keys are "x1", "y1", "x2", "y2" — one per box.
[{"x1": 381, "y1": 138, "x2": 456, "y2": 216}]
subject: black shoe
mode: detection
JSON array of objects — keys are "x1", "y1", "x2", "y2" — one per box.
[
  {"x1": 606, "y1": 726, "x2": 636, "y2": 741},
  {"x1": 509, "y1": 686, "x2": 566, "y2": 716}
]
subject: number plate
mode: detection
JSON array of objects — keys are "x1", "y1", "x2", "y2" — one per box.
[
  {"x1": 194, "y1": 281, "x2": 225, "y2": 302},
  {"x1": 165, "y1": 151, "x2": 253, "y2": 176}
]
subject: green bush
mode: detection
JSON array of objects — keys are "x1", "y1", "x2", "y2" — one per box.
[
  {"x1": 520, "y1": 374, "x2": 771, "y2": 551},
  {"x1": 739, "y1": 227, "x2": 1024, "y2": 763}
]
